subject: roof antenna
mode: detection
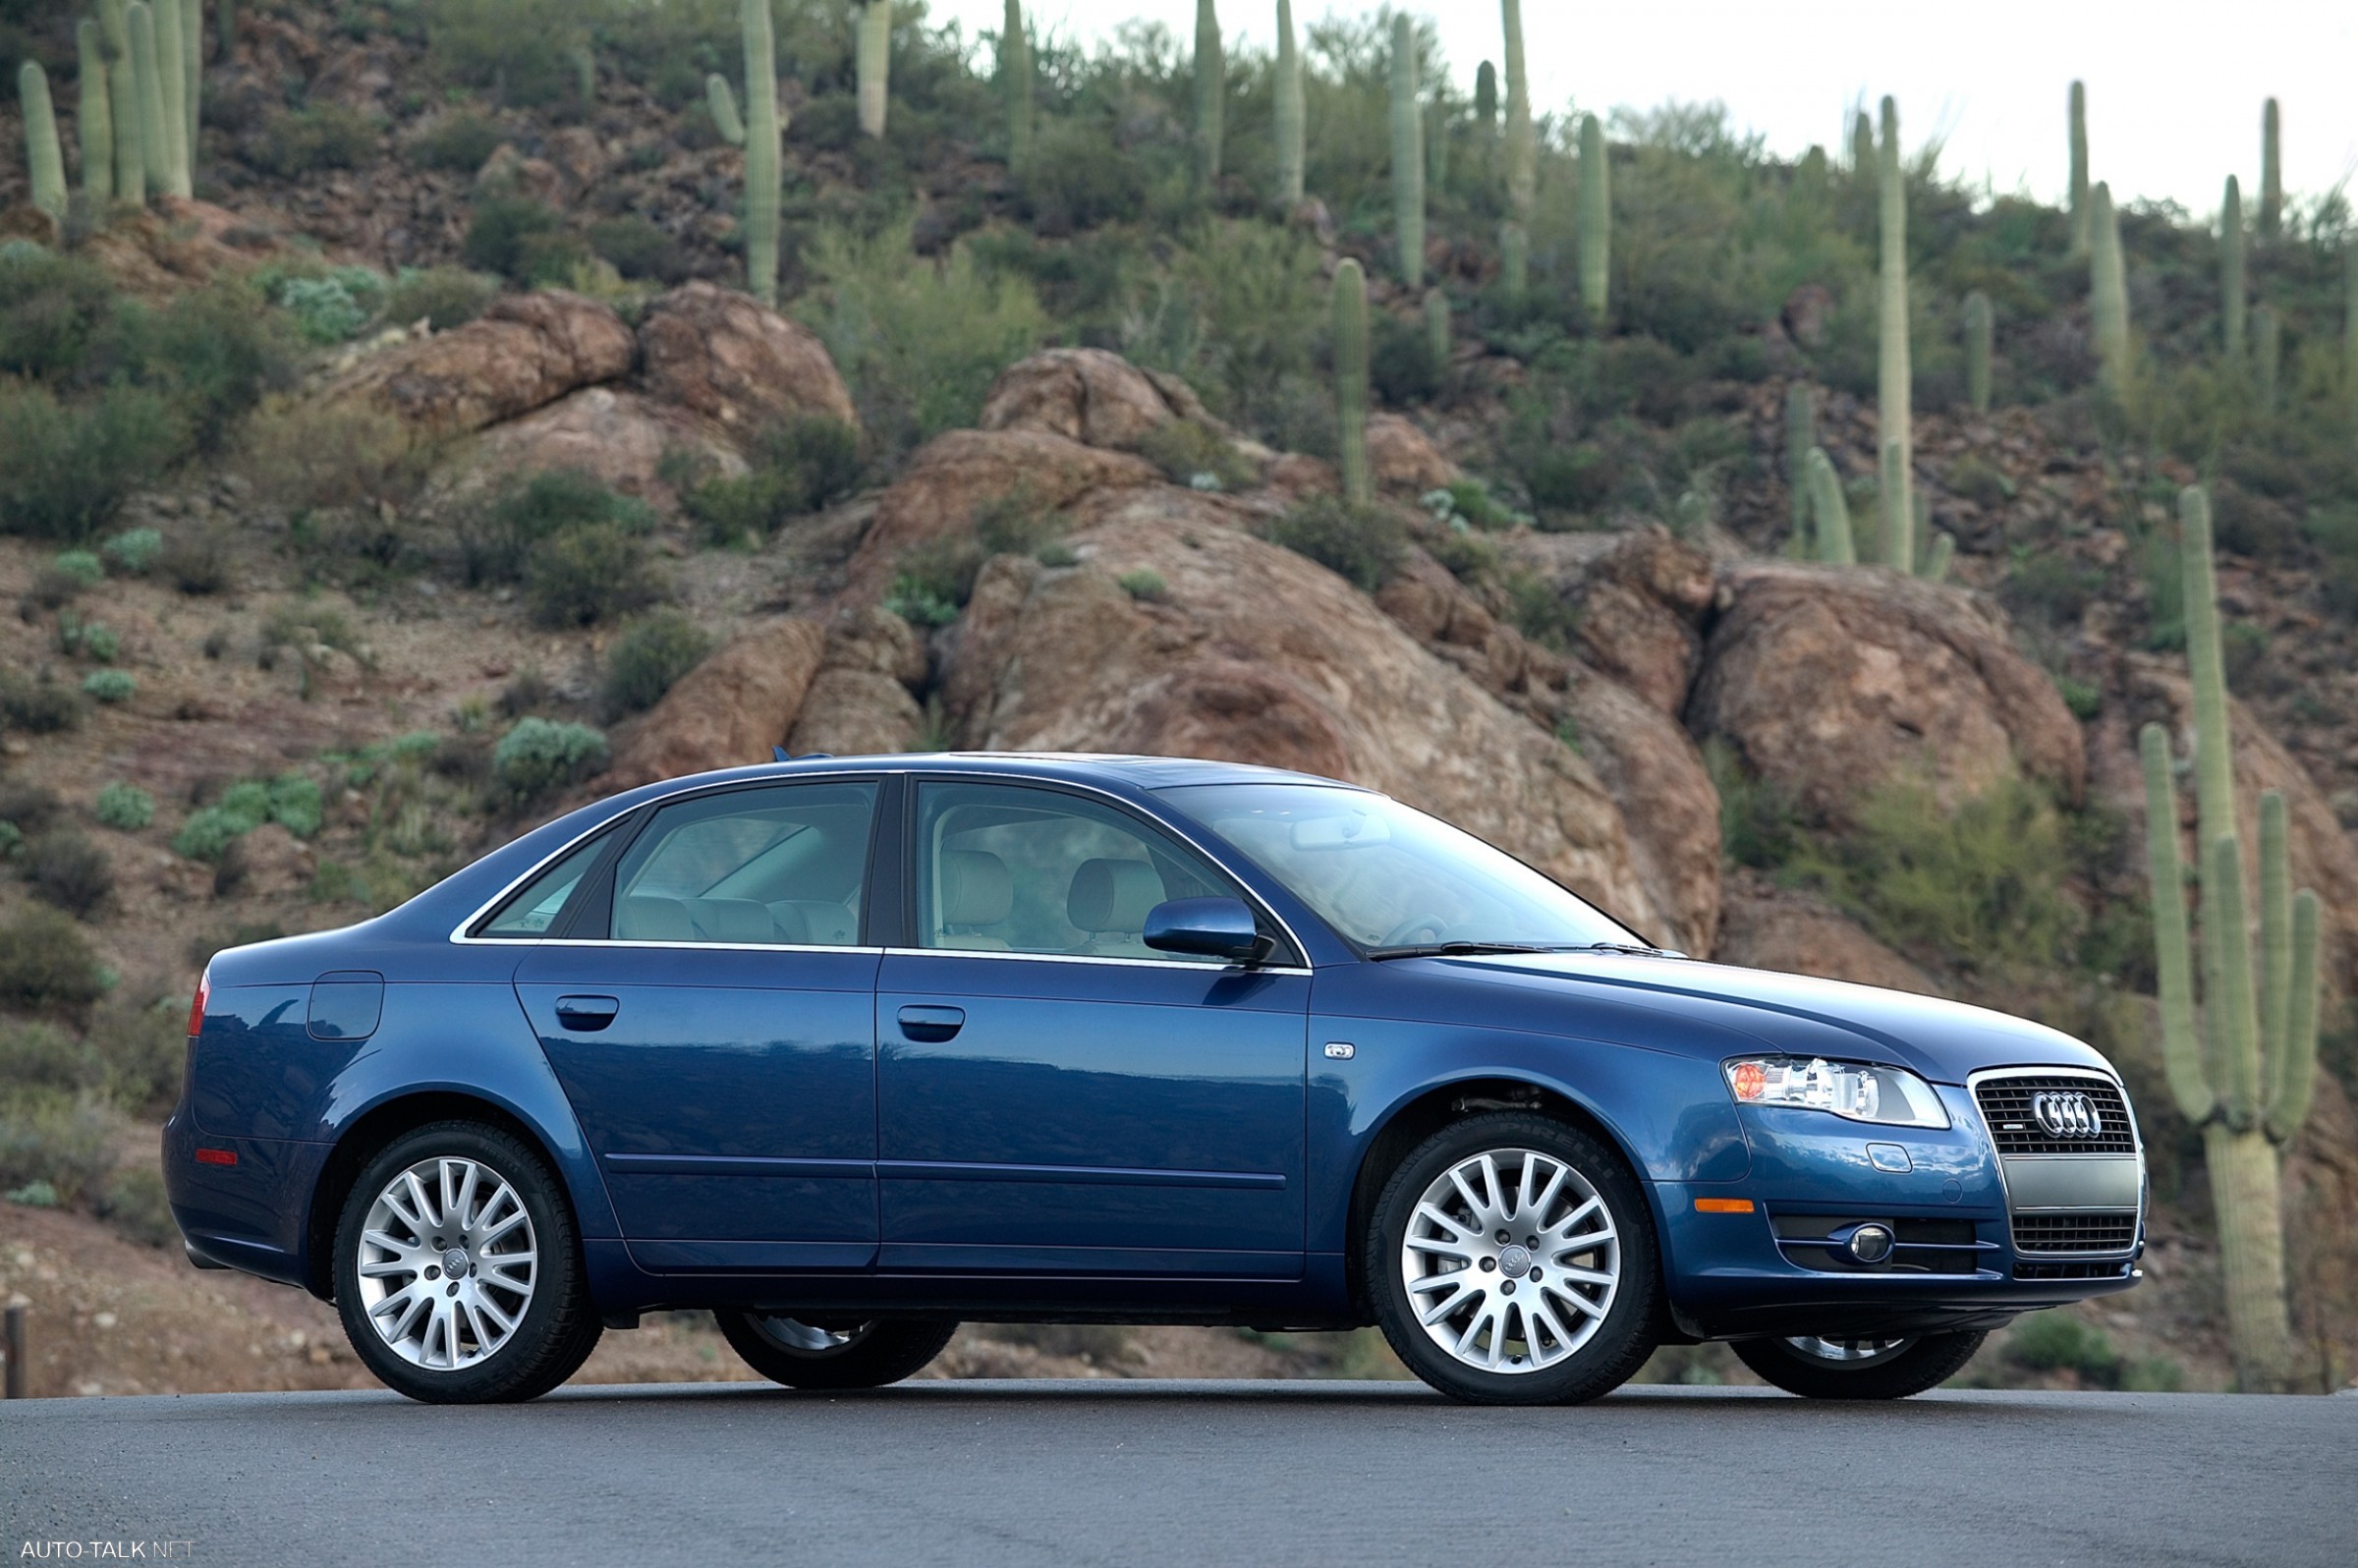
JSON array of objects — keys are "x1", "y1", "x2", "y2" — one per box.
[{"x1": 772, "y1": 747, "x2": 791, "y2": 762}]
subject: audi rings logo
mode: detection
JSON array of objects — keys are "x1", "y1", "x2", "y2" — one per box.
[{"x1": 2032, "y1": 1090, "x2": 2105, "y2": 1140}]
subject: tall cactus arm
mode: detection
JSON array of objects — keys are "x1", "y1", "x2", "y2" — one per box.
[
  {"x1": 2179, "y1": 485, "x2": 2237, "y2": 861},
  {"x1": 1193, "y1": 0, "x2": 1222, "y2": 184},
  {"x1": 2266, "y1": 890, "x2": 2320, "y2": 1144},
  {"x1": 2208, "y1": 832, "x2": 2265, "y2": 1131},
  {"x1": 2259, "y1": 97, "x2": 2282, "y2": 240},
  {"x1": 1333, "y1": 258, "x2": 1371, "y2": 506},
  {"x1": 2067, "y1": 81, "x2": 2089, "y2": 255},
  {"x1": 19, "y1": 63, "x2": 68, "y2": 221},
  {"x1": 2221, "y1": 176, "x2": 2246, "y2": 363},
  {"x1": 130, "y1": 3, "x2": 170, "y2": 195},
  {"x1": 181, "y1": 0, "x2": 199, "y2": 159},
  {"x1": 1577, "y1": 113, "x2": 1609, "y2": 324},
  {"x1": 1877, "y1": 95, "x2": 1912, "y2": 569},
  {"x1": 2089, "y1": 183, "x2": 2132, "y2": 396},
  {"x1": 738, "y1": 0, "x2": 780, "y2": 307},
  {"x1": 2141, "y1": 723, "x2": 2217, "y2": 1124},
  {"x1": 1785, "y1": 383, "x2": 1816, "y2": 540},
  {"x1": 856, "y1": 2, "x2": 892, "y2": 140},
  {"x1": 1273, "y1": 0, "x2": 1304, "y2": 206},
  {"x1": 102, "y1": 0, "x2": 143, "y2": 204},
  {"x1": 78, "y1": 20, "x2": 114, "y2": 201},
  {"x1": 1963, "y1": 290, "x2": 1993, "y2": 414},
  {"x1": 1388, "y1": 13, "x2": 1423, "y2": 287},
  {"x1": 1804, "y1": 447, "x2": 1855, "y2": 566},
  {"x1": 1499, "y1": 0, "x2": 1532, "y2": 219},
  {"x1": 1922, "y1": 532, "x2": 1955, "y2": 583},
  {"x1": 1001, "y1": 0, "x2": 1032, "y2": 171},
  {"x1": 2257, "y1": 791, "x2": 2291, "y2": 1070},
  {"x1": 156, "y1": 0, "x2": 189, "y2": 196}
]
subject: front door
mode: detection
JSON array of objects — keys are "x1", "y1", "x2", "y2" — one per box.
[
  {"x1": 877, "y1": 780, "x2": 1310, "y2": 1279},
  {"x1": 515, "y1": 779, "x2": 883, "y2": 1273}
]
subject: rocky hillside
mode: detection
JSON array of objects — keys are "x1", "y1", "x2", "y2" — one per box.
[{"x1": 4, "y1": 0, "x2": 2356, "y2": 1395}]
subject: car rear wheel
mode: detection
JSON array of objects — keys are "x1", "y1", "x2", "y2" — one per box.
[
  {"x1": 333, "y1": 1121, "x2": 602, "y2": 1404},
  {"x1": 1366, "y1": 1111, "x2": 1659, "y2": 1405},
  {"x1": 715, "y1": 1314, "x2": 959, "y2": 1390},
  {"x1": 1731, "y1": 1330, "x2": 1987, "y2": 1399}
]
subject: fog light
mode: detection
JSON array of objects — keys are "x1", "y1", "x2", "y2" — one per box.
[{"x1": 1847, "y1": 1223, "x2": 1895, "y2": 1263}]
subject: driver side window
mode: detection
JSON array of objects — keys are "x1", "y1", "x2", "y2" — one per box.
[{"x1": 913, "y1": 784, "x2": 1239, "y2": 963}]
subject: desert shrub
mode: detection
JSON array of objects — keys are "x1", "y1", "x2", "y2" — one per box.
[
  {"x1": 255, "y1": 104, "x2": 381, "y2": 176},
  {"x1": 0, "y1": 906, "x2": 107, "y2": 1008},
  {"x1": 1704, "y1": 739, "x2": 1803, "y2": 870},
  {"x1": 0, "y1": 668, "x2": 83, "y2": 734},
  {"x1": 84, "y1": 996, "x2": 185, "y2": 1114},
  {"x1": 0, "y1": 778, "x2": 62, "y2": 833},
  {"x1": 678, "y1": 417, "x2": 864, "y2": 541},
  {"x1": 1264, "y1": 495, "x2": 1405, "y2": 591},
  {"x1": 96, "y1": 1164, "x2": 176, "y2": 1246},
  {"x1": 49, "y1": 548, "x2": 103, "y2": 588},
  {"x1": 1504, "y1": 569, "x2": 1581, "y2": 650},
  {"x1": 972, "y1": 487, "x2": 1066, "y2": 558},
  {"x1": 462, "y1": 467, "x2": 656, "y2": 584},
  {"x1": 464, "y1": 197, "x2": 587, "y2": 285},
  {"x1": 82, "y1": 669, "x2": 136, "y2": 703},
  {"x1": 1136, "y1": 222, "x2": 1331, "y2": 444},
  {"x1": 274, "y1": 275, "x2": 375, "y2": 345},
  {"x1": 429, "y1": 0, "x2": 592, "y2": 109},
  {"x1": 0, "y1": 1022, "x2": 100, "y2": 1094},
  {"x1": 94, "y1": 782, "x2": 155, "y2": 832},
  {"x1": 1132, "y1": 420, "x2": 1259, "y2": 492},
  {"x1": 1019, "y1": 116, "x2": 1153, "y2": 231},
  {"x1": 171, "y1": 772, "x2": 321, "y2": 862},
  {"x1": 67, "y1": 618, "x2": 120, "y2": 663},
  {"x1": 1371, "y1": 312, "x2": 1442, "y2": 406},
  {"x1": 601, "y1": 611, "x2": 713, "y2": 718},
  {"x1": 381, "y1": 265, "x2": 500, "y2": 331},
  {"x1": 884, "y1": 534, "x2": 985, "y2": 629},
  {"x1": 588, "y1": 216, "x2": 686, "y2": 284},
  {"x1": 2005, "y1": 1312, "x2": 2121, "y2": 1382},
  {"x1": 26, "y1": 830, "x2": 113, "y2": 916},
  {"x1": 100, "y1": 528, "x2": 162, "y2": 575},
  {"x1": 0, "y1": 1087, "x2": 117, "y2": 1205},
  {"x1": 1116, "y1": 569, "x2": 1168, "y2": 602},
  {"x1": 0, "y1": 247, "x2": 116, "y2": 381},
  {"x1": 0, "y1": 383, "x2": 184, "y2": 540},
  {"x1": 239, "y1": 398, "x2": 424, "y2": 515},
  {"x1": 157, "y1": 526, "x2": 231, "y2": 595},
  {"x1": 492, "y1": 717, "x2": 609, "y2": 804},
  {"x1": 408, "y1": 109, "x2": 507, "y2": 173},
  {"x1": 107, "y1": 282, "x2": 294, "y2": 445},
  {"x1": 526, "y1": 524, "x2": 663, "y2": 628}
]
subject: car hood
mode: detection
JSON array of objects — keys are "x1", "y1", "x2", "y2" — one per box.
[{"x1": 1414, "y1": 950, "x2": 2111, "y2": 1086}]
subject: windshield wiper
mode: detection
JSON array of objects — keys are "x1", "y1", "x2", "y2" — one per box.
[
  {"x1": 1366, "y1": 941, "x2": 1567, "y2": 960},
  {"x1": 1556, "y1": 941, "x2": 1685, "y2": 959}
]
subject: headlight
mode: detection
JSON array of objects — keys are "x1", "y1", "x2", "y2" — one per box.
[{"x1": 1723, "y1": 1056, "x2": 1951, "y2": 1130}]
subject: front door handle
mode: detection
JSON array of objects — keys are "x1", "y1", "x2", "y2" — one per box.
[
  {"x1": 897, "y1": 1005, "x2": 966, "y2": 1043},
  {"x1": 554, "y1": 995, "x2": 621, "y2": 1033}
]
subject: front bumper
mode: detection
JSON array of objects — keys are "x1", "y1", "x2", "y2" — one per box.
[{"x1": 1658, "y1": 1073, "x2": 2146, "y2": 1340}]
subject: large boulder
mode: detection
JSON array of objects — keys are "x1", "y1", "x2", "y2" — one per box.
[
  {"x1": 636, "y1": 282, "x2": 858, "y2": 434},
  {"x1": 1566, "y1": 528, "x2": 1715, "y2": 717},
  {"x1": 1366, "y1": 414, "x2": 1459, "y2": 494},
  {"x1": 978, "y1": 347, "x2": 1204, "y2": 449},
  {"x1": 782, "y1": 607, "x2": 931, "y2": 757},
  {"x1": 438, "y1": 387, "x2": 739, "y2": 509},
  {"x1": 608, "y1": 618, "x2": 827, "y2": 787},
  {"x1": 323, "y1": 291, "x2": 636, "y2": 439},
  {"x1": 938, "y1": 511, "x2": 1672, "y2": 943},
  {"x1": 1712, "y1": 870, "x2": 1938, "y2": 994},
  {"x1": 1688, "y1": 561, "x2": 2086, "y2": 821}
]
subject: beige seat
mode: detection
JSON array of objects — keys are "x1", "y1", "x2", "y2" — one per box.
[
  {"x1": 1066, "y1": 858, "x2": 1166, "y2": 957},
  {"x1": 936, "y1": 849, "x2": 1013, "y2": 950},
  {"x1": 768, "y1": 900, "x2": 860, "y2": 946},
  {"x1": 615, "y1": 895, "x2": 694, "y2": 942},
  {"x1": 684, "y1": 897, "x2": 777, "y2": 944}
]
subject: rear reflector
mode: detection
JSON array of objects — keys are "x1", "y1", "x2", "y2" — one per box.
[
  {"x1": 195, "y1": 1148, "x2": 237, "y2": 1167},
  {"x1": 1693, "y1": 1198, "x2": 1756, "y2": 1213}
]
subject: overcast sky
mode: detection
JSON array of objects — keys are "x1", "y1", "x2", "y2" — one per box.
[{"x1": 930, "y1": 1, "x2": 2358, "y2": 221}]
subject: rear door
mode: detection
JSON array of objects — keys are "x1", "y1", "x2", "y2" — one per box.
[{"x1": 511, "y1": 778, "x2": 884, "y2": 1273}]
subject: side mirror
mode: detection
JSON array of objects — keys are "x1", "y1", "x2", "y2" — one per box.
[{"x1": 1143, "y1": 898, "x2": 1272, "y2": 965}]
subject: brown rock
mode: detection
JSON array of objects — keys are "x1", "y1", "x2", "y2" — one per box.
[
  {"x1": 1782, "y1": 285, "x2": 1834, "y2": 350},
  {"x1": 1712, "y1": 870, "x2": 1938, "y2": 993},
  {"x1": 608, "y1": 618, "x2": 827, "y2": 787},
  {"x1": 323, "y1": 291, "x2": 636, "y2": 439},
  {"x1": 1562, "y1": 671, "x2": 1722, "y2": 955},
  {"x1": 1575, "y1": 579, "x2": 1700, "y2": 717},
  {"x1": 1689, "y1": 561, "x2": 2086, "y2": 820},
  {"x1": 785, "y1": 670, "x2": 926, "y2": 757},
  {"x1": 816, "y1": 604, "x2": 929, "y2": 688},
  {"x1": 940, "y1": 512, "x2": 1669, "y2": 940},
  {"x1": 1366, "y1": 414, "x2": 1458, "y2": 494},
  {"x1": 437, "y1": 387, "x2": 737, "y2": 511},
  {"x1": 978, "y1": 348, "x2": 1198, "y2": 450},
  {"x1": 636, "y1": 282, "x2": 858, "y2": 434}
]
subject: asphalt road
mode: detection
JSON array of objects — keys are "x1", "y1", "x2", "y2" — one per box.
[{"x1": 3, "y1": 1380, "x2": 2351, "y2": 1568}]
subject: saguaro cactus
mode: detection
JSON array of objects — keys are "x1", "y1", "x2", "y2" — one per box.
[
  {"x1": 1193, "y1": 0, "x2": 1222, "y2": 185},
  {"x1": 1578, "y1": 114, "x2": 1610, "y2": 326},
  {"x1": 2220, "y1": 176, "x2": 2246, "y2": 363},
  {"x1": 19, "y1": 63, "x2": 68, "y2": 222},
  {"x1": 1474, "y1": 60, "x2": 1496, "y2": 132},
  {"x1": 101, "y1": 0, "x2": 142, "y2": 205},
  {"x1": 155, "y1": 0, "x2": 190, "y2": 198},
  {"x1": 1001, "y1": 0, "x2": 1032, "y2": 171},
  {"x1": 2259, "y1": 98, "x2": 2281, "y2": 240},
  {"x1": 1963, "y1": 291, "x2": 1993, "y2": 414},
  {"x1": 180, "y1": 0, "x2": 199, "y2": 159},
  {"x1": 1849, "y1": 109, "x2": 1872, "y2": 177},
  {"x1": 1877, "y1": 96, "x2": 1912, "y2": 572},
  {"x1": 129, "y1": 3, "x2": 170, "y2": 196},
  {"x1": 1423, "y1": 287, "x2": 1450, "y2": 375},
  {"x1": 1500, "y1": 0, "x2": 1532, "y2": 221},
  {"x1": 2139, "y1": 484, "x2": 2322, "y2": 1393},
  {"x1": 1499, "y1": 220, "x2": 1527, "y2": 303},
  {"x1": 2253, "y1": 304, "x2": 2280, "y2": 414},
  {"x1": 856, "y1": 2, "x2": 891, "y2": 140},
  {"x1": 739, "y1": 0, "x2": 780, "y2": 307},
  {"x1": 1389, "y1": 15, "x2": 1423, "y2": 286},
  {"x1": 78, "y1": 19, "x2": 113, "y2": 201},
  {"x1": 2089, "y1": 182, "x2": 2132, "y2": 400},
  {"x1": 1803, "y1": 448, "x2": 1855, "y2": 566},
  {"x1": 1785, "y1": 383, "x2": 1816, "y2": 540},
  {"x1": 1273, "y1": 0, "x2": 1303, "y2": 206},
  {"x1": 706, "y1": 74, "x2": 745, "y2": 144},
  {"x1": 1334, "y1": 258, "x2": 1371, "y2": 505},
  {"x1": 2068, "y1": 81, "x2": 2089, "y2": 255}
]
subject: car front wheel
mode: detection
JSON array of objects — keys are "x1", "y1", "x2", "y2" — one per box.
[
  {"x1": 1367, "y1": 1111, "x2": 1660, "y2": 1405},
  {"x1": 332, "y1": 1121, "x2": 603, "y2": 1404},
  {"x1": 1731, "y1": 1331, "x2": 1987, "y2": 1399},
  {"x1": 715, "y1": 1314, "x2": 959, "y2": 1389}
]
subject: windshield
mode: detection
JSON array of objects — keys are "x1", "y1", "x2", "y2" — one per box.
[{"x1": 1160, "y1": 783, "x2": 1649, "y2": 954}]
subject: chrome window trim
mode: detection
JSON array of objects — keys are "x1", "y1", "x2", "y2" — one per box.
[
  {"x1": 881, "y1": 945, "x2": 1313, "y2": 978},
  {"x1": 1967, "y1": 1064, "x2": 2146, "y2": 1260},
  {"x1": 448, "y1": 764, "x2": 1319, "y2": 965}
]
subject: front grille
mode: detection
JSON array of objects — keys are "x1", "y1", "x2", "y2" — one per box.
[
  {"x1": 2015, "y1": 1259, "x2": 2135, "y2": 1281},
  {"x1": 2012, "y1": 1212, "x2": 2139, "y2": 1255},
  {"x1": 1974, "y1": 1075, "x2": 2138, "y2": 1155}
]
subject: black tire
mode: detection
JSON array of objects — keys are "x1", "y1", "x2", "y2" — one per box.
[
  {"x1": 332, "y1": 1120, "x2": 602, "y2": 1405},
  {"x1": 1365, "y1": 1111, "x2": 1659, "y2": 1406},
  {"x1": 1731, "y1": 1331, "x2": 1987, "y2": 1400},
  {"x1": 716, "y1": 1314, "x2": 959, "y2": 1390}
]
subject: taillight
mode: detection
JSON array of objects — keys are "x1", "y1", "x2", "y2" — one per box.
[{"x1": 187, "y1": 969, "x2": 210, "y2": 1039}]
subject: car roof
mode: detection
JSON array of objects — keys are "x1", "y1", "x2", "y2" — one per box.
[{"x1": 728, "y1": 752, "x2": 1370, "y2": 794}]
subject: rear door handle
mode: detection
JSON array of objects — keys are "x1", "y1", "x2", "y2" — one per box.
[
  {"x1": 554, "y1": 995, "x2": 621, "y2": 1032},
  {"x1": 897, "y1": 1005, "x2": 966, "y2": 1043}
]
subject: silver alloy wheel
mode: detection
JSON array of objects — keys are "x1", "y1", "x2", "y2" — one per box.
[
  {"x1": 355, "y1": 1155, "x2": 538, "y2": 1372},
  {"x1": 1784, "y1": 1335, "x2": 1914, "y2": 1365},
  {"x1": 750, "y1": 1317, "x2": 876, "y2": 1357},
  {"x1": 1400, "y1": 1147, "x2": 1621, "y2": 1374}
]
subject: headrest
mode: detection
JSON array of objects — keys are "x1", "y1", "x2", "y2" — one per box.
[
  {"x1": 939, "y1": 849, "x2": 1012, "y2": 927},
  {"x1": 615, "y1": 895, "x2": 693, "y2": 942},
  {"x1": 686, "y1": 898, "x2": 776, "y2": 944},
  {"x1": 1067, "y1": 859, "x2": 1165, "y2": 934},
  {"x1": 769, "y1": 900, "x2": 858, "y2": 946}
]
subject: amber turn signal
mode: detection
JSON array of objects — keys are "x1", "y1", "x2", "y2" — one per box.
[{"x1": 1693, "y1": 1198, "x2": 1756, "y2": 1213}]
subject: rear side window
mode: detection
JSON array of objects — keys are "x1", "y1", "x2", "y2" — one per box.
[
  {"x1": 475, "y1": 834, "x2": 609, "y2": 938},
  {"x1": 605, "y1": 782, "x2": 878, "y2": 946}
]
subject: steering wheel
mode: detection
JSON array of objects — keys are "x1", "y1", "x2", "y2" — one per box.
[{"x1": 1377, "y1": 914, "x2": 1448, "y2": 948}]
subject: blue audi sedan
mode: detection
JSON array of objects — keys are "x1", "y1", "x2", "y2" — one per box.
[{"x1": 165, "y1": 754, "x2": 2145, "y2": 1405}]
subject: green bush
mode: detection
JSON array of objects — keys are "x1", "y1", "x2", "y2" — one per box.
[
  {"x1": 26, "y1": 829, "x2": 113, "y2": 916},
  {"x1": 1132, "y1": 420, "x2": 1259, "y2": 492},
  {"x1": 100, "y1": 529, "x2": 163, "y2": 575},
  {"x1": 0, "y1": 1087, "x2": 117, "y2": 1205},
  {"x1": 275, "y1": 275, "x2": 375, "y2": 345},
  {"x1": 0, "y1": 1022, "x2": 101, "y2": 1094},
  {"x1": 1116, "y1": 569, "x2": 1169, "y2": 602},
  {"x1": 107, "y1": 283, "x2": 295, "y2": 446},
  {"x1": 82, "y1": 669, "x2": 136, "y2": 703},
  {"x1": 1703, "y1": 739, "x2": 1802, "y2": 872},
  {"x1": 381, "y1": 265, "x2": 500, "y2": 331},
  {"x1": 94, "y1": 782, "x2": 156, "y2": 832},
  {"x1": 49, "y1": 548, "x2": 103, "y2": 588},
  {"x1": 0, "y1": 668, "x2": 83, "y2": 734},
  {"x1": 526, "y1": 523, "x2": 663, "y2": 628},
  {"x1": 601, "y1": 610, "x2": 713, "y2": 718},
  {"x1": 0, "y1": 248, "x2": 118, "y2": 382},
  {"x1": 96, "y1": 1164, "x2": 176, "y2": 1247},
  {"x1": 408, "y1": 109, "x2": 508, "y2": 173},
  {"x1": 2005, "y1": 1312, "x2": 2121, "y2": 1383},
  {"x1": 463, "y1": 467, "x2": 656, "y2": 585},
  {"x1": 679, "y1": 418, "x2": 864, "y2": 542},
  {"x1": 1264, "y1": 495, "x2": 1405, "y2": 591},
  {"x1": 492, "y1": 716, "x2": 609, "y2": 804},
  {"x1": 171, "y1": 771, "x2": 320, "y2": 862},
  {"x1": 0, "y1": 906, "x2": 107, "y2": 1008},
  {"x1": 464, "y1": 197, "x2": 587, "y2": 285},
  {"x1": 84, "y1": 996, "x2": 186, "y2": 1114},
  {"x1": 428, "y1": 0, "x2": 593, "y2": 109},
  {"x1": 256, "y1": 104, "x2": 382, "y2": 176},
  {"x1": 71, "y1": 620, "x2": 120, "y2": 663},
  {"x1": 588, "y1": 215, "x2": 685, "y2": 284},
  {"x1": 0, "y1": 383, "x2": 185, "y2": 541}
]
